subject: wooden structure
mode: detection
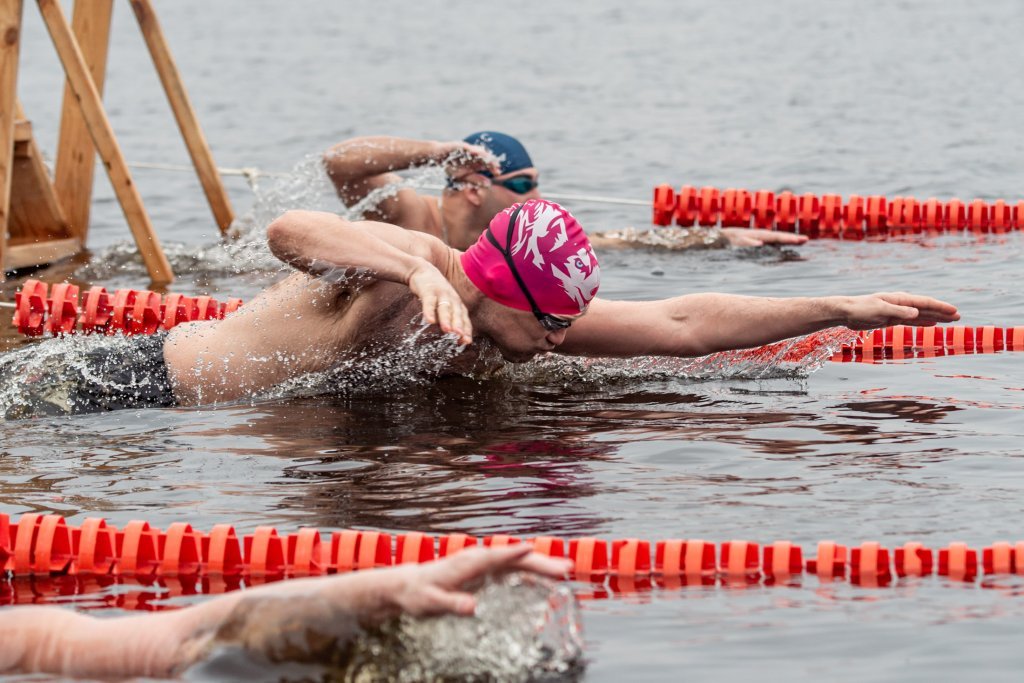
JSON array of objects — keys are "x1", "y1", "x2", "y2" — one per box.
[{"x1": 1, "y1": 0, "x2": 235, "y2": 284}]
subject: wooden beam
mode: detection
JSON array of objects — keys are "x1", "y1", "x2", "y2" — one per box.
[
  {"x1": 130, "y1": 0, "x2": 234, "y2": 235},
  {"x1": 0, "y1": 0, "x2": 24, "y2": 284},
  {"x1": 3, "y1": 236, "x2": 80, "y2": 271},
  {"x1": 36, "y1": 0, "x2": 174, "y2": 284},
  {"x1": 13, "y1": 117, "x2": 29, "y2": 142},
  {"x1": 53, "y1": 0, "x2": 113, "y2": 243},
  {"x1": 9, "y1": 101, "x2": 71, "y2": 246},
  {"x1": 9, "y1": 100, "x2": 71, "y2": 246}
]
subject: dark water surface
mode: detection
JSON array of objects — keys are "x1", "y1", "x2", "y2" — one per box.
[{"x1": 4, "y1": 0, "x2": 1024, "y2": 680}]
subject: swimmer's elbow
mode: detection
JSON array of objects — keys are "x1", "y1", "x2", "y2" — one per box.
[{"x1": 268, "y1": 210, "x2": 347, "y2": 266}]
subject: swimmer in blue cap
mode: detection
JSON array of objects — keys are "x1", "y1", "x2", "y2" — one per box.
[
  {"x1": 325, "y1": 131, "x2": 539, "y2": 250},
  {"x1": 324, "y1": 132, "x2": 807, "y2": 250}
]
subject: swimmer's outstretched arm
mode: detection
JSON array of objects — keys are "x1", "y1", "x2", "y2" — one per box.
[
  {"x1": 0, "y1": 545, "x2": 570, "y2": 678},
  {"x1": 268, "y1": 209, "x2": 473, "y2": 343},
  {"x1": 558, "y1": 292, "x2": 960, "y2": 357}
]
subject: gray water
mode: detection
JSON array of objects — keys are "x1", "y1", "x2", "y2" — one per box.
[{"x1": 4, "y1": 0, "x2": 1024, "y2": 680}]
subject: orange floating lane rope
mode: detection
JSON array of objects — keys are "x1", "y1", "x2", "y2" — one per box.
[
  {"x1": 675, "y1": 185, "x2": 698, "y2": 226},
  {"x1": 752, "y1": 190, "x2": 776, "y2": 229},
  {"x1": 776, "y1": 191, "x2": 797, "y2": 232},
  {"x1": 652, "y1": 184, "x2": 675, "y2": 226},
  {"x1": 287, "y1": 527, "x2": 324, "y2": 576},
  {"x1": 983, "y1": 542, "x2": 1014, "y2": 575},
  {"x1": 610, "y1": 538, "x2": 651, "y2": 577},
  {"x1": 243, "y1": 526, "x2": 287, "y2": 578},
  {"x1": 483, "y1": 534, "x2": 521, "y2": 548},
  {"x1": 894, "y1": 542, "x2": 933, "y2": 577},
  {"x1": 438, "y1": 533, "x2": 478, "y2": 557},
  {"x1": 204, "y1": 524, "x2": 243, "y2": 576},
  {"x1": 938, "y1": 542, "x2": 978, "y2": 581},
  {"x1": 396, "y1": 532, "x2": 435, "y2": 565},
  {"x1": 116, "y1": 520, "x2": 162, "y2": 577},
  {"x1": 79, "y1": 286, "x2": 112, "y2": 334},
  {"x1": 13, "y1": 280, "x2": 48, "y2": 336},
  {"x1": 763, "y1": 540, "x2": 803, "y2": 580},
  {"x1": 158, "y1": 522, "x2": 203, "y2": 577},
  {"x1": 569, "y1": 537, "x2": 609, "y2": 579}
]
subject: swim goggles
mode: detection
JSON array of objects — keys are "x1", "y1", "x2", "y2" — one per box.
[
  {"x1": 478, "y1": 171, "x2": 539, "y2": 195},
  {"x1": 485, "y1": 205, "x2": 572, "y2": 332}
]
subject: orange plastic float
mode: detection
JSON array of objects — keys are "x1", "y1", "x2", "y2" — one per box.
[
  {"x1": 652, "y1": 184, "x2": 1023, "y2": 238},
  {"x1": 8, "y1": 280, "x2": 244, "y2": 336},
  {"x1": 6, "y1": 513, "x2": 1024, "y2": 607}
]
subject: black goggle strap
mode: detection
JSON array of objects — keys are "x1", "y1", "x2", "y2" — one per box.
[{"x1": 485, "y1": 205, "x2": 548, "y2": 322}]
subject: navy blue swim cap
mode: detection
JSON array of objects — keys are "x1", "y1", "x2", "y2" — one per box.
[{"x1": 463, "y1": 131, "x2": 534, "y2": 176}]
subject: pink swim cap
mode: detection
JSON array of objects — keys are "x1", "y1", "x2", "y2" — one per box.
[{"x1": 461, "y1": 200, "x2": 600, "y2": 316}]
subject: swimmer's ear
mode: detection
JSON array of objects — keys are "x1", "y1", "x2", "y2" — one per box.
[{"x1": 465, "y1": 184, "x2": 485, "y2": 207}]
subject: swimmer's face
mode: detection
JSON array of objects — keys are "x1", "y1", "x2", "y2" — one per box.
[{"x1": 477, "y1": 302, "x2": 578, "y2": 363}]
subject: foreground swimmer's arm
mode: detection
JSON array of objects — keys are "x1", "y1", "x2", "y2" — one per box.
[
  {"x1": 268, "y1": 209, "x2": 473, "y2": 343},
  {"x1": 323, "y1": 136, "x2": 498, "y2": 223},
  {"x1": 558, "y1": 292, "x2": 960, "y2": 357},
  {"x1": 0, "y1": 546, "x2": 570, "y2": 678}
]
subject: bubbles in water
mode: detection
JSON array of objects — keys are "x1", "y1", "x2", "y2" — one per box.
[
  {"x1": 598, "y1": 225, "x2": 729, "y2": 250},
  {"x1": 344, "y1": 572, "x2": 584, "y2": 682},
  {"x1": 507, "y1": 327, "x2": 859, "y2": 385},
  {"x1": 0, "y1": 334, "x2": 168, "y2": 420},
  {"x1": 76, "y1": 156, "x2": 449, "y2": 283}
]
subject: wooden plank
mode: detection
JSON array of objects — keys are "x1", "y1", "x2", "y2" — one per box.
[
  {"x1": 36, "y1": 0, "x2": 174, "y2": 284},
  {"x1": 4, "y1": 236, "x2": 80, "y2": 271},
  {"x1": 8, "y1": 100, "x2": 71, "y2": 246},
  {"x1": 9, "y1": 135, "x2": 71, "y2": 245},
  {"x1": 53, "y1": 0, "x2": 113, "y2": 243},
  {"x1": 13, "y1": 117, "x2": 29, "y2": 142},
  {"x1": 130, "y1": 0, "x2": 234, "y2": 234},
  {"x1": 0, "y1": 0, "x2": 24, "y2": 283}
]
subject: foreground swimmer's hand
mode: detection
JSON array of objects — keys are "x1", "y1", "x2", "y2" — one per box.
[
  {"x1": 0, "y1": 546, "x2": 573, "y2": 678},
  {"x1": 407, "y1": 260, "x2": 473, "y2": 344},
  {"x1": 384, "y1": 544, "x2": 572, "y2": 618},
  {"x1": 839, "y1": 292, "x2": 960, "y2": 330},
  {"x1": 721, "y1": 227, "x2": 810, "y2": 247}
]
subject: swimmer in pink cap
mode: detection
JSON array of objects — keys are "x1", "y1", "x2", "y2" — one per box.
[
  {"x1": 157, "y1": 200, "x2": 956, "y2": 407},
  {"x1": 6, "y1": 197, "x2": 957, "y2": 416},
  {"x1": 462, "y1": 200, "x2": 601, "y2": 325}
]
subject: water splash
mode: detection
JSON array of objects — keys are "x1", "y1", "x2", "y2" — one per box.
[
  {"x1": 0, "y1": 334, "x2": 165, "y2": 420},
  {"x1": 343, "y1": 572, "x2": 583, "y2": 682},
  {"x1": 598, "y1": 225, "x2": 729, "y2": 250},
  {"x1": 76, "y1": 157, "x2": 449, "y2": 283},
  {"x1": 507, "y1": 327, "x2": 859, "y2": 385},
  {"x1": 258, "y1": 324, "x2": 494, "y2": 402}
]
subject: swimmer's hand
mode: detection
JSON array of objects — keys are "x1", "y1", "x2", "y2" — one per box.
[
  {"x1": 840, "y1": 292, "x2": 960, "y2": 330},
  {"x1": 721, "y1": 228, "x2": 809, "y2": 248},
  {"x1": 437, "y1": 141, "x2": 502, "y2": 181},
  {"x1": 407, "y1": 261, "x2": 473, "y2": 344},
  {"x1": 386, "y1": 545, "x2": 573, "y2": 618}
]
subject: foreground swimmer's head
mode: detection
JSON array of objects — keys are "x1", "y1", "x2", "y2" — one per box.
[{"x1": 461, "y1": 199, "x2": 600, "y2": 362}]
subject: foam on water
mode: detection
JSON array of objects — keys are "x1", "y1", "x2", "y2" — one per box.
[
  {"x1": 0, "y1": 334, "x2": 152, "y2": 420},
  {"x1": 76, "y1": 158, "x2": 450, "y2": 283},
  {"x1": 0, "y1": 324, "x2": 855, "y2": 420},
  {"x1": 188, "y1": 571, "x2": 583, "y2": 682},
  {"x1": 509, "y1": 327, "x2": 858, "y2": 385}
]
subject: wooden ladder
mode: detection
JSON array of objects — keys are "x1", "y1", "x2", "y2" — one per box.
[{"x1": 1, "y1": 0, "x2": 236, "y2": 285}]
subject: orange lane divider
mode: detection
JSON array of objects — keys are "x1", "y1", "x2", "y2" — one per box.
[
  {"x1": 652, "y1": 184, "x2": 1024, "y2": 239},
  {"x1": 773, "y1": 324, "x2": 1024, "y2": 365},
  {"x1": 11, "y1": 279, "x2": 243, "y2": 336},
  {"x1": 824, "y1": 324, "x2": 1024, "y2": 363},
  {"x1": 4, "y1": 512, "x2": 1024, "y2": 600}
]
